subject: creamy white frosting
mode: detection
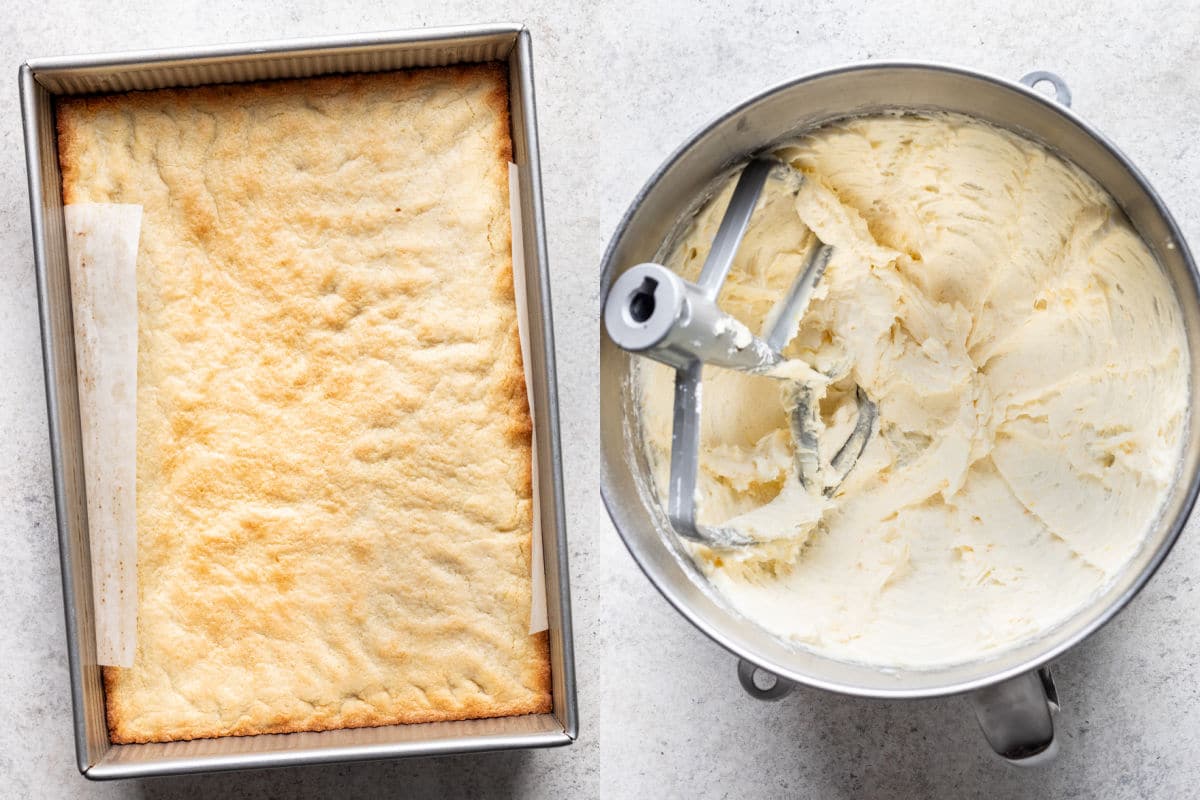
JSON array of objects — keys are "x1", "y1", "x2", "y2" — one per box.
[{"x1": 639, "y1": 112, "x2": 1189, "y2": 667}]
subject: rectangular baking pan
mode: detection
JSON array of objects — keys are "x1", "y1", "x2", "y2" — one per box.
[{"x1": 20, "y1": 23, "x2": 576, "y2": 779}]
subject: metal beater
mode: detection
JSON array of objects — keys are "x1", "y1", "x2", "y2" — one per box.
[{"x1": 603, "y1": 157, "x2": 876, "y2": 549}]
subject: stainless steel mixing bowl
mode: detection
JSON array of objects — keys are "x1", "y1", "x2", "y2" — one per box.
[{"x1": 598, "y1": 62, "x2": 1200, "y2": 762}]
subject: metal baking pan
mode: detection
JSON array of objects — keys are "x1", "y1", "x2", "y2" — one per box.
[{"x1": 20, "y1": 23, "x2": 576, "y2": 779}]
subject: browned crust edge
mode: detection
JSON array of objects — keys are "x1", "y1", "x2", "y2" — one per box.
[{"x1": 104, "y1": 633, "x2": 551, "y2": 744}]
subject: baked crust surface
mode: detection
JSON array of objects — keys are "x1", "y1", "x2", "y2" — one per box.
[{"x1": 57, "y1": 65, "x2": 550, "y2": 744}]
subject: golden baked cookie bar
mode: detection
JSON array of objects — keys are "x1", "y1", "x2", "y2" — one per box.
[{"x1": 57, "y1": 64, "x2": 550, "y2": 744}]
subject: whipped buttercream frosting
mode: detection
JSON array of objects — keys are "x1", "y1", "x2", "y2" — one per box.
[{"x1": 639, "y1": 112, "x2": 1189, "y2": 667}]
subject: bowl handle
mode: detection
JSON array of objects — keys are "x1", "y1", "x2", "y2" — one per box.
[
  {"x1": 969, "y1": 668, "x2": 1060, "y2": 764},
  {"x1": 1019, "y1": 71, "x2": 1072, "y2": 108},
  {"x1": 736, "y1": 659, "x2": 794, "y2": 701}
]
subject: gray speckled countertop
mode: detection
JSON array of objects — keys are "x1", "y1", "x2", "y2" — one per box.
[{"x1": 3, "y1": 1, "x2": 1199, "y2": 797}]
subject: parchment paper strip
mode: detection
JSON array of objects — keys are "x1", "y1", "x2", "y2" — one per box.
[
  {"x1": 510, "y1": 163, "x2": 549, "y2": 635},
  {"x1": 65, "y1": 203, "x2": 142, "y2": 667}
]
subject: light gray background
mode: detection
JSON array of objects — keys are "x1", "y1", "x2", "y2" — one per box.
[{"x1": 3, "y1": 1, "x2": 1198, "y2": 797}]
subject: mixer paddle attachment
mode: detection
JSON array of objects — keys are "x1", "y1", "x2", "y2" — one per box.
[
  {"x1": 788, "y1": 383, "x2": 877, "y2": 497},
  {"x1": 603, "y1": 157, "x2": 877, "y2": 549}
]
